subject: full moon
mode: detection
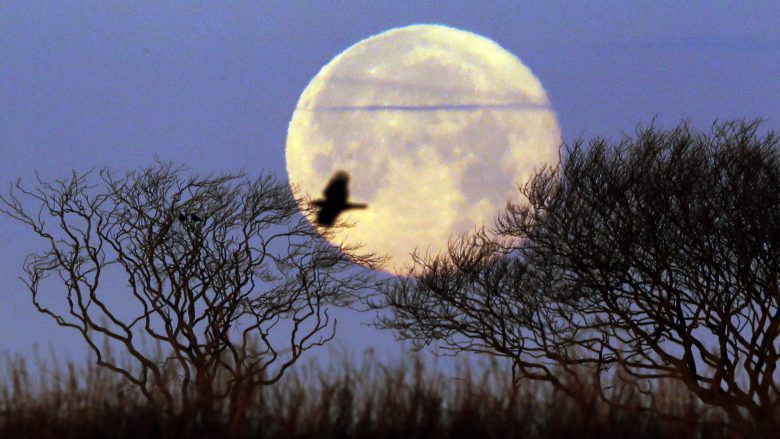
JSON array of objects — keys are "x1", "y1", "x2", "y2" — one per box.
[{"x1": 286, "y1": 24, "x2": 561, "y2": 273}]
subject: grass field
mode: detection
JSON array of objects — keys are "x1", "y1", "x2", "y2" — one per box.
[
  {"x1": 0, "y1": 347, "x2": 749, "y2": 438},
  {"x1": 0, "y1": 354, "x2": 741, "y2": 439}
]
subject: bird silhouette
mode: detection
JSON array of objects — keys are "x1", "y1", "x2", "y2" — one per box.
[{"x1": 312, "y1": 171, "x2": 367, "y2": 227}]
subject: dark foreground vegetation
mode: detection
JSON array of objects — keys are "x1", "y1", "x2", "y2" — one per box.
[
  {"x1": 378, "y1": 121, "x2": 780, "y2": 433},
  {"x1": 2, "y1": 120, "x2": 778, "y2": 437},
  {"x1": 1, "y1": 350, "x2": 739, "y2": 439}
]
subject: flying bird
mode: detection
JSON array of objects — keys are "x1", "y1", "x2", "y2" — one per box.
[{"x1": 312, "y1": 171, "x2": 367, "y2": 227}]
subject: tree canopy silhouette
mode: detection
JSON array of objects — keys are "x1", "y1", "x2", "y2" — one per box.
[
  {"x1": 376, "y1": 121, "x2": 780, "y2": 432},
  {"x1": 0, "y1": 163, "x2": 381, "y2": 431}
]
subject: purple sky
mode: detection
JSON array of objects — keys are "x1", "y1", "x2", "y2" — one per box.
[{"x1": 1, "y1": 1, "x2": 779, "y2": 367}]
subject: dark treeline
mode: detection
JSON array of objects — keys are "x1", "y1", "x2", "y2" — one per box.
[{"x1": 1, "y1": 120, "x2": 779, "y2": 436}]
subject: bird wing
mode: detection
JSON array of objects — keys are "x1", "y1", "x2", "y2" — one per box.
[{"x1": 323, "y1": 171, "x2": 349, "y2": 204}]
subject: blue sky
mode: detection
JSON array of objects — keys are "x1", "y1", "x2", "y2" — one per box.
[{"x1": 1, "y1": 1, "x2": 779, "y2": 366}]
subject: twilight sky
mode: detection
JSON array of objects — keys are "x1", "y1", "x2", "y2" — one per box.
[{"x1": 1, "y1": 1, "x2": 779, "y2": 365}]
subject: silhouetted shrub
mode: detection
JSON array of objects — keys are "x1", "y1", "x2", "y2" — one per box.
[{"x1": 378, "y1": 120, "x2": 780, "y2": 433}]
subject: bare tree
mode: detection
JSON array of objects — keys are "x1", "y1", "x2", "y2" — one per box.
[
  {"x1": 378, "y1": 121, "x2": 780, "y2": 431},
  {"x1": 0, "y1": 163, "x2": 381, "y2": 431}
]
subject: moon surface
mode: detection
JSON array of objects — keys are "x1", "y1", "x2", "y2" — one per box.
[{"x1": 286, "y1": 24, "x2": 561, "y2": 273}]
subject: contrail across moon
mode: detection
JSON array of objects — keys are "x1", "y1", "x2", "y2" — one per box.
[{"x1": 306, "y1": 103, "x2": 551, "y2": 112}]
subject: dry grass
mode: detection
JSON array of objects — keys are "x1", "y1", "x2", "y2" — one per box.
[{"x1": 0, "y1": 348, "x2": 747, "y2": 438}]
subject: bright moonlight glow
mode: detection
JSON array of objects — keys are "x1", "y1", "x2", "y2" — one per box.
[{"x1": 286, "y1": 24, "x2": 561, "y2": 273}]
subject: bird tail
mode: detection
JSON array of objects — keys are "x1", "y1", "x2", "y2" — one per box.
[{"x1": 346, "y1": 203, "x2": 368, "y2": 209}]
